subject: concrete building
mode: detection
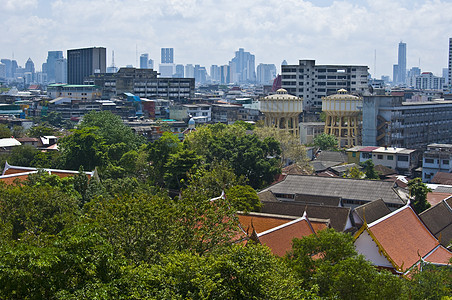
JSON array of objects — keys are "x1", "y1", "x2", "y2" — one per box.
[
  {"x1": 448, "y1": 38, "x2": 452, "y2": 89},
  {"x1": 322, "y1": 89, "x2": 362, "y2": 148},
  {"x1": 55, "y1": 58, "x2": 67, "y2": 84},
  {"x1": 415, "y1": 72, "x2": 445, "y2": 90},
  {"x1": 140, "y1": 53, "x2": 150, "y2": 69},
  {"x1": 260, "y1": 88, "x2": 303, "y2": 137},
  {"x1": 85, "y1": 67, "x2": 194, "y2": 101},
  {"x1": 397, "y1": 42, "x2": 407, "y2": 85},
  {"x1": 67, "y1": 47, "x2": 106, "y2": 84},
  {"x1": 362, "y1": 92, "x2": 452, "y2": 149},
  {"x1": 281, "y1": 59, "x2": 368, "y2": 111},
  {"x1": 422, "y1": 143, "x2": 452, "y2": 182},
  {"x1": 47, "y1": 84, "x2": 102, "y2": 100},
  {"x1": 347, "y1": 146, "x2": 418, "y2": 176},
  {"x1": 299, "y1": 122, "x2": 325, "y2": 145},
  {"x1": 169, "y1": 104, "x2": 211, "y2": 123}
]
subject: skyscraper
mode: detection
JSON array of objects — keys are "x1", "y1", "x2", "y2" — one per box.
[
  {"x1": 397, "y1": 41, "x2": 406, "y2": 84},
  {"x1": 161, "y1": 48, "x2": 174, "y2": 63},
  {"x1": 140, "y1": 53, "x2": 149, "y2": 69},
  {"x1": 45, "y1": 51, "x2": 64, "y2": 83},
  {"x1": 67, "y1": 47, "x2": 106, "y2": 84},
  {"x1": 55, "y1": 58, "x2": 67, "y2": 83},
  {"x1": 448, "y1": 38, "x2": 452, "y2": 88},
  {"x1": 230, "y1": 48, "x2": 256, "y2": 83}
]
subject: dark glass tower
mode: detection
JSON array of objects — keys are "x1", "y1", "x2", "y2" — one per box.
[{"x1": 67, "y1": 47, "x2": 106, "y2": 84}]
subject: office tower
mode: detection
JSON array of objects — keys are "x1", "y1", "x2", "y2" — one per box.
[
  {"x1": 45, "y1": 51, "x2": 64, "y2": 83},
  {"x1": 194, "y1": 65, "x2": 207, "y2": 84},
  {"x1": 25, "y1": 58, "x2": 35, "y2": 74},
  {"x1": 397, "y1": 42, "x2": 406, "y2": 84},
  {"x1": 257, "y1": 63, "x2": 277, "y2": 84},
  {"x1": 393, "y1": 64, "x2": 399, "y2": 84},
  {"x1": 210, "y1": 65, "x2": 220, "y2": 83},
  {"x1": 281, "y1": 59, "x2": 368, "y2": 111},
  {"x1": 0, "y1": 62, "x2": 5, "y2": 79},
  {"x1": 140, "y1": 53, "x2": 149, "y2": 69},
  {"x1": 220, "y1": 65, "x2": 230, "y2": 84},
  {"x1": 55, "y1": 58, "x2": 67, "y2": 83},
  {"x1": 1, "y1": 59, "x2": 12, "y2": 78},
  {"x1": 449, "y1": 38, "x2": 452, "y2": 88},
  {"x1": 67, "y1": 47, "x2": 106, "y2": 84},
  {"x1": 148, "y1": 59, "x2": 154, "y2": 70},
  {"x1": 443, "y1": 68, "x2": 448, "y2": 85},
  {"x1": 230, "y1": 48, "x2": 256, "y2": 83},
  {"x1": 175, "y1": 64, "x2": 184, "y2": 78},
  {"x1": 161, "y1": 48, "x2": 174, "y2": 63},
  {"x1": 185, "y1": 64, "x2": 194, "y2": 78}
]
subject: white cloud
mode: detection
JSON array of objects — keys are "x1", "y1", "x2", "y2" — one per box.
[{"x1": 0, "y1": 0, "x2": 451, "y2": 78}]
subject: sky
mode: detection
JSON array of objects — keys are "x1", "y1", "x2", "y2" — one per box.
[{"x1": 1, "y1": 0, "x2": 451, "y2": 79}]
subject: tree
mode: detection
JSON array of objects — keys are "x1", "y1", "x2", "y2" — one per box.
[
  {"x1": 0, "y1": 124, "x2": 12, "y2": 138},
  {"x1": 226, "y1": 185, "x2": 261, "y2": 212},
  {"x1": 147, "y1": 131, "x2": 181, "y2": 184},
  {"x1": 254, "y1": 125, "x2": 312, "y2": 171},
  {"x1": 362, "y1": 159, "x2": 379, "y2": 180},
  {"x1": 408, "y1": 178, "x2": 431, "y2": 213},
  {"x1": 343, "y1": 165, "x2": 365, "y2": 179},
  {"x1": 27, "y1": 125, "x2": 56, "y2": 138},
  {"x1": 286, "y1": 229, "x2": 406, "y2": 299},
  {"x1": 58, "y1": 127, "x2": 106, "y2": 170},
  {"x1": 313, "y1": 133, "x2": 338, "y2": 150},
  {"x1": 164, "y1": 148, "x2": 203, "y2": 190},
  {"x1": 6, "y1": 144, "x2": 39, "y2": 167},
  {"x1": 408, "y1": 264, "x2": 452, "y2": 299},
  {"x1": 79, "y1": 110, "x2": 144, "y2": 150}
]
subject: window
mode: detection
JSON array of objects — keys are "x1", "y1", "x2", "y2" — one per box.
[
  {"x1": 377, "y1": 155, "x2": 383, "y2": 159},
  {"x1": 352, "y1": 152, "x2": 356, "y2": 157},
  {"x1": 425, "y1": 158, "x2": 434, "y2": 164},
  {"x1": 362, "y1": 153, "x2": 371, "y2": 159},
  {"x1": 443, "y1": 160, "x2": 449, "y2": 165},
  {"x1": 397, "y1": 155, "x2": 409, "y2": 161},
  {"x1": 387, "y1": 155, "x2": 393, "y2": 160}
]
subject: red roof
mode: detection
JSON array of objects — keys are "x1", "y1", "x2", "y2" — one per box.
[
  {"x1": 238, "y1": 213, "x2": 296, "y2": 234},
  {"x1": 360, "y1": 146, "x2": 379, "y2": 152},
  {"x1": 363, "y1": 205, "x2": 447, "y2": 272},
  {"x1": 423, "y1": 245, "x2": 452, "y2": 265},
  {"x1": 256, "y1": 215, "x2": 328, "y2": 257}
]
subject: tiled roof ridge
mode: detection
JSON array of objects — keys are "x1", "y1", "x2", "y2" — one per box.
[
  {"x1": 367, "y1": 203, "x2": 411, "y2": 228},
  {"x1": 3, "y1": 162, "x2": 94, "y2": 176},
  {"x1": 0, "y1": 171, "x2": 38, "y2": 178},
  {"x1": 257, "y1": 215, "x2": 310, "y2": 238}
]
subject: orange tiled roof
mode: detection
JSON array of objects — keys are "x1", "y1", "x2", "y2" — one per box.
[
  {"x1": 238, "y1": 213, "x2": 297, "y2": 235},
  {"x1": 427, "y1": 192, "x2": 452, "y2": 207},
  {"x1": 363, "y1": 205, "x2": 445, "y2": 272},
  {"x1": 0, "y1": 172, "x2": 35, "y2": 184},
  {"x1": 256, "y1": 214, "x2": 328, "y2": 257},
  {"x1": 423, "y1": 245, "x2": 452, "y2": 265},
  {"x1": 2, "y1": 162, "x2": 94, "y2": 179}
]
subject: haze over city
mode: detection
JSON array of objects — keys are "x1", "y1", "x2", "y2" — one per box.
[{"x1": 1, "y1": 0, "x2": 451, "y2": 78}]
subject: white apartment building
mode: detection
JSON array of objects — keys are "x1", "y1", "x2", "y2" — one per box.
[{"x1": 281, "y1": 60, "x2": 368, "y2": 111}]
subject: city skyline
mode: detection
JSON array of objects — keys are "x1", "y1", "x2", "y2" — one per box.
[{"x1": 1, "y1": 0, "x2": 452, "y2": 78}]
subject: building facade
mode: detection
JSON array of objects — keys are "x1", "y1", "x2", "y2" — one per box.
[
  {"x1": 47, "y1": 84, "x2": 102, "y2": 100},
  {"x1": 362, "y1": 92, "x2": 452, "y2": 149},
  {"x1": 422, "y1": 143, "x2": 452, "y2": 182},
  {"x1": 84, "y1": 67, "x2": 194, "y2": 101},
  {"x1": 281, "y1": 59, "x2": 368, "y2": 111},
  {"x1": 161, "y1": 48, "x2": 174, "y2": 63},
  {"x1": 67, "y1": 47, "x2": 106, "y2": 84}
]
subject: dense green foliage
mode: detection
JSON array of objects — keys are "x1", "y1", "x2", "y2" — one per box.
[
  {"x1": 362, "y1": 159, "x2": 380, "y2": 179},
  {"x1": 0, "y1": 112, "x2": 450, "y2": 298},
  {"x1": 408, "y1": 177, "x2": 432, "y2": 213},
  {"x1": 313, "y1": 133, "x2": 338, "y2": 150}
]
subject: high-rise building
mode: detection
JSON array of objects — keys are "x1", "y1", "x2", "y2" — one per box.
[
  {"x1": 185, "y1": 64, "x2": 194, "y2": 78},
  {"x1": 281, "y1": 59, "x2": 368, "y2": 111},
  {"x1": 55, "y1": 58, "x2": 67, "y2": 83},
  {"x1": 230, "y1": 48, "x2": 256, "y2": 83},
  {"x1": 148, "y1": 59, "x2": 154, "y2": 70},
  {"x1": 210, "y1": 65, "x2": 220, "y2": 83},
  {"x1": 256, "y1": 63, "x2": 277, "y2": 84},
  {"x1": 161, "y1": 48, "x2": 174, "y2": 63},
  {"x1": 25, "y1": 58, "x2": 35, "y2": 74},
  {"x1": 140, "y1": 53, "x2": 149, "y2": 69},
  {"x1": 220, "y1": 65, "x2": 230, "y2": 84},
  {"x1": 393, "y1": 64, "x2": 399, "y2": 84},
  {"x1": 1, "y1": 59, "x2": 12, "y2": 79},
  {"x1": 175, "y1": 64, "x2": 184, "y2": 78},
  {"x1": 67, "y1": 47, "x2": 106, "y2": 84},
  {"x1": 45, "y1": 51, "x2": 64, "y2": 83},
  {"x1": 0, "y1": 62, "x2": 6, "y2": 80},
  {"x1": 397, "y1": 42, "x2": 406, "y2": 84},
  {"x1": 448, "y1": 38, "x2": 452, "y2": 89}
]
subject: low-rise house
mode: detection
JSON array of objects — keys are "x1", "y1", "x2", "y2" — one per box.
[
  {"x1": 259, "y1": 175, "x2": 408, "y2": 210},
  {"x1": 354, "y1": 203, "x2": 452, "y2": 274},
  {"x1": 0, "y1": 138, "x2": 21, "y2": 151},
  {"x1": 351, "y1": 198, "x2": 392, "y2": 228},
  {"x1": 422, "y1": 144, "x2": 452, "y2": 183},
  {"x1": 346, "y1": 146, "x2": 419, "y2": 176}
]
